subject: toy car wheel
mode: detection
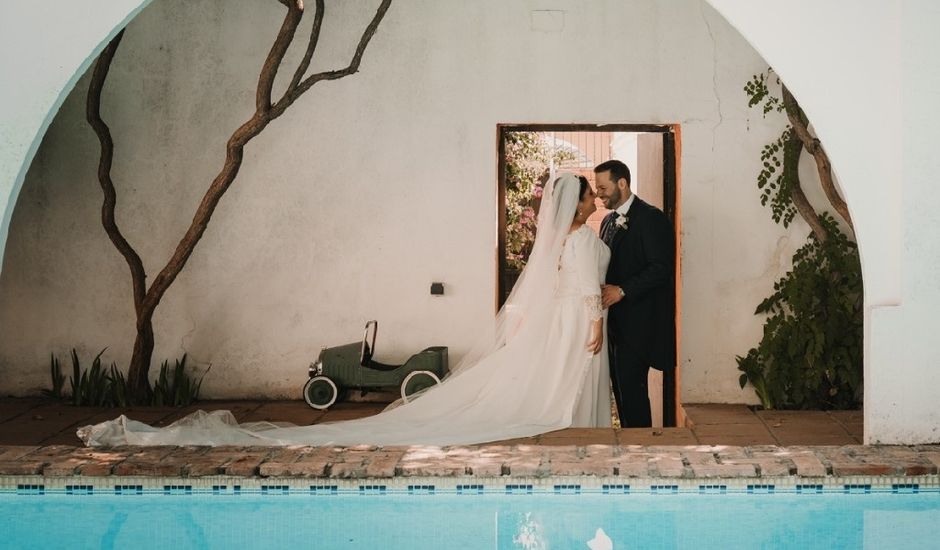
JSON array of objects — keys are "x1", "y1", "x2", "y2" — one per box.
[
  {"x1": 303, "y1": 376, "x2": 339, "y2": 410},
  {"x1": 400, "y1": 370, "x2": 442, "y2": 403}
]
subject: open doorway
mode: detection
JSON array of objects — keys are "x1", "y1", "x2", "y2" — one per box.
[{"x1": 497, "y1": 124, "x2": 681, "y2": 427}]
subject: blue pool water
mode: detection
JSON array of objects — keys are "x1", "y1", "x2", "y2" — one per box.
[{"x1": 2, "y1": 492, "x2": 939, "y2": 549}]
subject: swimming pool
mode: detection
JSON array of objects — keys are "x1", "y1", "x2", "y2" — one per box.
[{"x1": 2, "y1": 489, "x2": 939, "y2": 549}]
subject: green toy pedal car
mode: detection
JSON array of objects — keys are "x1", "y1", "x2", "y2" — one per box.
[{"x1": 303, "y1": 320, "x2": 449, "y2": 410}]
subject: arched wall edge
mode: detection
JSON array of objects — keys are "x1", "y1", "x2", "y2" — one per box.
[
  {"x1": 0, "y1": 0, "x2": 155, "y2": 274},
  {"x1": 0, "y1": 1, "x2": 929, "y2": 443}
]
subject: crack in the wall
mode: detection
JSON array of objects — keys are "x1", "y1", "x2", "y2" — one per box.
[
  {"x1": 700, "y1": 1, "x2": 723, "y2": 152},
  {"x1": 759, "y1": 235, "x2": 792, "y2": 284},
  {"x1": 178, "y1": 308, "x2": 196, "y2": 359}
]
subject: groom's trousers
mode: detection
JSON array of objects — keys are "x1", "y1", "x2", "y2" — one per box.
[{"x1": 608, "y1": 336, "x2": 653, "y2": 428}]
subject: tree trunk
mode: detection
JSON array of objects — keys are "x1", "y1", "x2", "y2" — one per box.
[
  {"x1": 784, "y1": 130, "x2": 828, "y2": 244},
  {"x1": 86, "y1": 1, "x2": 392, "y2": 404},
  {"x1": 781, "y1": 84, "x2": 854, "y2": 232},
  {"x1": 127, "y1": 315, "x2": 155, "y2": 402}
]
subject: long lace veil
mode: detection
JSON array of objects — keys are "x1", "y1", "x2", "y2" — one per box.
[
  {"x1": 76, "y1": 173, "x2": 585, "y2": 446},
  {"x1": 446, "y1": 172, "x2": 581, "y2": 378}
]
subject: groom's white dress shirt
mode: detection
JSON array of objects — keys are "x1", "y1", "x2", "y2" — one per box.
[{"x1": 615, "y1": 192, "x2": 636, "y2": 219}]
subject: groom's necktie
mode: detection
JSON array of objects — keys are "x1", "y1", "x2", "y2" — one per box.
[{"x1": 601, "y1": 212, "x2": 618, "y2": 246}]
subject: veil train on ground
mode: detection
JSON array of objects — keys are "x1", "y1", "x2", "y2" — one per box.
[{"x1": 78, "y1": 173, "x2": 611, "y2": 447}]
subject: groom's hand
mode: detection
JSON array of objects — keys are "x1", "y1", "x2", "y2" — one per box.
[{"x1": 601, "y1": 285, "x2": 624, "y2": 308}]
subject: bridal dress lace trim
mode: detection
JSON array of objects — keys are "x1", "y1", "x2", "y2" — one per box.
[{"x1": 584, "y1": 295, "x2": 603, "y2": 321}]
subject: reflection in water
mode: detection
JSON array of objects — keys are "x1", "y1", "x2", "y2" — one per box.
[
  {"x1": 2, "y1": 493, "x2": 940, "y2": 549},
  {"x1": 513, "y1": 512, "x2": 546, "y2": 549},
  {"x1": 99, "y1": 511, "x2": 127, "y2": 550},
  {"x1": 587, "y1": 527, "x2": 613, "y2": 550}
]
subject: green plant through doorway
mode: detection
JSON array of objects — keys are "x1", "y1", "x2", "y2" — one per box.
[{"x1": 503, "y1": 132, "x2": 573, "y2": 272}]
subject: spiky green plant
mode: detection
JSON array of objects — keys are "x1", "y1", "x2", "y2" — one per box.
[
  {"x1": 42, "y1": 354, "x2": 66, "y2": 399},
  {"x1": 69, "y1": 348, "x2": 110, "y2": 407},
  {"x1": 50, "y1": 348, "x2": 207, "y2": 407},
  {"x1": 107, "y1": 364, "x2": 128, "y2": 408},
  {"x1": 150, "y1": 355, "x2": 209, "y2": 407}
]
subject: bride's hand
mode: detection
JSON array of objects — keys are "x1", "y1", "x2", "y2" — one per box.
[{"x1": 586, "y1": 320, "x2": 603, "y2": 355}]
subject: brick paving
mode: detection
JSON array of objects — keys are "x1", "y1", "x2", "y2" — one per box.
[
  {"x1": 0, "y1": 397, "x2": 934, "y2": 483},
  {"x1": 0, "y1": 441, "x2": 937, "y2": 480}
]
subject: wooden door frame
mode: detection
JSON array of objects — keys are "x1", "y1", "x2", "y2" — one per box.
[{"x1": 496, "y1": 123, "x2": 683, "y2": 426}]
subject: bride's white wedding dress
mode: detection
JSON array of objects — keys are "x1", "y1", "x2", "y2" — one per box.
[{"x1": 78, "y1": 174, "x2": 611, "y2": 447}]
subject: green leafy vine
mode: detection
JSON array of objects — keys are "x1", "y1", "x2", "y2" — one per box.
[{"x1": 737, "y1": 72, "x2": 863, "y2": 410}]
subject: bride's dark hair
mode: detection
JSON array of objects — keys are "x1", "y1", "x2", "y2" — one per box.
[
  {"x1": 577, "y1": 175, "x2": 590, "y2": 200},
  {"x1": 552, "y1": 175, "x2": 592, "y2": 222}
]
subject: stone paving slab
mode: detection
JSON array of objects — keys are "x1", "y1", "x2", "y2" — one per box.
[
  {"x1": 316, "y1": 404, "x2": 389, "y2": 423},
  {"x1": 0, "y1": 398, "x2": 44, "y2": 423},
  {"x1": 0, "y1": 398, "x2": 875, "y2": 448},
  {"x1": 0, "y1": 404, "x2": 105, "y2": 446},
  {"x1": 683, "y1": 404, "x2": 764, "y2": 425},
  {"x1": 828, "y1": 410, "x2": 864, "y2": 436},
  {"x1": 616, "y1": 428, "x2": 698, "y2": 446},
  {"x1": 158, "y1": 402, "x2": 264, "y2": 426},
  {"x1": 696, "y1": 434, "x2": 779, "y2": 446},
  {"x1": 685, "y1": 404, "x2": 864, "y2": 445},
  {"x1": 240, "y1": 401, "x2": 326, "y2": 425}
]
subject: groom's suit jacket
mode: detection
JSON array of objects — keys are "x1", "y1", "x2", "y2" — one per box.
[{"x1": 604, "y1": 197, "x2": 676, "y2": 372}]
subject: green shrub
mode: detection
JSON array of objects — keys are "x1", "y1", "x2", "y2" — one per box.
[
  {"x1": 737, "y1": 216, "x2": 863, "y2": 409},
  {"x1": 738, "y1": 70, "x2": 863, "y2": 411}
]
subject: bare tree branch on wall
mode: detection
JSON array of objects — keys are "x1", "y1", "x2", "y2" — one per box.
[
  {"x1": 781, "y1": 84, "x2": 853, "y2": 231},
  {"x1": 782, "y1": 130, "x2": 829, "y2": 244},
  {"x1": 743, "y1": 72, "x2": 854, "y2": 243},
  {"x1": 86, "y1": 0, "x2": 393, "y2": 401}
]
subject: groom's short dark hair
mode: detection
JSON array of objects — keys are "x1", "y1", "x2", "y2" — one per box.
[{"x1": 594, "y1": 160, "x2": 631, "y2": 186}]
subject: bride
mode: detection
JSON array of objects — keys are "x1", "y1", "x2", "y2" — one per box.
[{"x1": 79, "y1": 173, "x2": 612, "y2": 447}]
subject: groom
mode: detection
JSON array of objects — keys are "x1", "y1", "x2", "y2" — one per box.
[{"x1": 595, "y1": 160, "x2": 675, "y2": 428}]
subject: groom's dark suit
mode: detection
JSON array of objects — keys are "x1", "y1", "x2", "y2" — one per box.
[{"x1": 601, "y1": 196, "x2": 675, "y2": 427}]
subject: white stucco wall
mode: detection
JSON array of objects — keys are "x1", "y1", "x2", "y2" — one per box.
[
  {"x1": 0, "y1": 1, "x2": 937, "y2": 443},
  {"x1": 0, "y1": 0, "x2": 797, "y2": 403},
  {"x1": 0, "y1": 0, "x2": 153, "y2": 275},
  {"x1": 707, "y1": 0, "x2": 939, "y2": 445}
]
